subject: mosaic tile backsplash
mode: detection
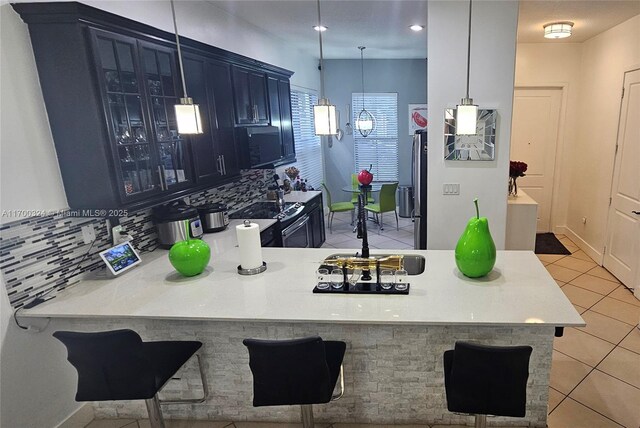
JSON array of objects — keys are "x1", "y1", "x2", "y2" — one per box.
[{"x1": 1, "y1": 169, "x2": 272, "y2": 309}]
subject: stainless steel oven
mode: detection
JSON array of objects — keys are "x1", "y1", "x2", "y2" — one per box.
[{"x1": 281, "y1": 214, "x2": 311, "y2": 248}]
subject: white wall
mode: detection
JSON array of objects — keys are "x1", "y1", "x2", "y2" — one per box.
[
  {"x1": 514, "y1": 43, "x2": 583, "y2": 234},
  {"x1": 0, "y1": 4, "x2": 68, "y2": 215},
  {"x1": 0, "y1": 2, "x2": 319, "y2": 426},
  {"x1": 567, "y1": 14, "x2": 640, "y2": 259},
  {"x1": 427, "y1": 1, "x2": 519, "y2": 250}
]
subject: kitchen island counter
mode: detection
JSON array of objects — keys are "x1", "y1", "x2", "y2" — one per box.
[
  {"x1": 21, "y1": 245, "x2": 582, "y2": 327},
  {"x1": 19, "y1": 235, "x2": 581, "y2": 426}
]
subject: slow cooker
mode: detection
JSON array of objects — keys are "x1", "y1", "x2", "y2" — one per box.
[
  {"x1": 153, "y1": 202, "x2": 204, "y2": 249},
  {"x1": 198, "y1": 203, "x2": 229, "y2": 233}
]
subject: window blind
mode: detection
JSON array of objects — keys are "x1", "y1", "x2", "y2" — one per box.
[
  {"x1": 290, "y1": 90, "x2": 322, "y2": 189},
  {"x1": 352, "y1": 93, "x2": 399, "y2": 182}
]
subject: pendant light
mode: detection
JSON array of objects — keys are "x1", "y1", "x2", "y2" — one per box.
[
  {"x1": 313, "y1": 0, "x2": 337, "y2": 136},
  {"x1": 171, "y1": 0, "x2": 203, "y2": 134},
  {"x1": 355, "y1": 46, "x2": 375, "y2": 137},
  {"x1": 455, "y1": 0, "x2": 477, "y2": 136}
]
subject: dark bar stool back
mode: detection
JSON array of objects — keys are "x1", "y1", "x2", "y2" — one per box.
[
  {"x1": 243, "y1": 336, "x2": 346, "y2": 427},
  {"x1": 54, "y1": 329, "x2": 208, "y2": 428},
  {"x1": 444, "y1": 341, "x2": 533, "y2": 428}
]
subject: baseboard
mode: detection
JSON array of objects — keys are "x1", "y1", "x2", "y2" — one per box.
[
  {"x1": 564, "y1": 227, "x2": 603, "y2": 265},
  {"x1": 56, "y1": 403, "x2": 94, "y2": 428}
]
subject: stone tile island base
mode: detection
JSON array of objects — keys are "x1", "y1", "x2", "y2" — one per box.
[{"x1": 77, "y1": 319, "x2": 553, "y2": 427}]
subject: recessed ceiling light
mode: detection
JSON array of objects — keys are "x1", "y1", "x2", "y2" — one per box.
[
  {"x1": 409, "y1": 25, "x2": 425, "y2": 32},
  {"x1": 543, "y1": 22, "x2": 573, "y2": 39},
  {"x1": 313, "y1": 25, "x2": 328, "y2": 32}
]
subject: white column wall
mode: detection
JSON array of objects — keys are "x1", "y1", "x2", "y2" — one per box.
[{"x1": 427, "y1": 1, "x2": 519, "y2": 250}]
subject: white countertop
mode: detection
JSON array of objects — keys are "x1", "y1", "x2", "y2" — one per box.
[
  {"x1": 508, "y1": 190, "x2": 538, "y2": 206},
  {"x1": 21, "y1": 220, "x2": 584, "y2": 326}
]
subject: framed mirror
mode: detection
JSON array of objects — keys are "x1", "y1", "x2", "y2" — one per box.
[{"x1": 444, "y1": 108, "x2": 497, "y2": 160}]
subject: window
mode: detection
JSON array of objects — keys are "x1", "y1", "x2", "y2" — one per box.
[
  {"x1": 352, "y1": 93, "x2": 398, "y2": 181},
  {"x1": 289, "y1": 89, "x2": 322, "y2": 189}
]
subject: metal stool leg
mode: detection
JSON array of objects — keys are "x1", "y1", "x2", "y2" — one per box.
[
  {"x1": 145, "y1": 395, "x2": 166, "y2": 428},
  {"x1": 474, "y1": 414, "x2": 487, "y2": 428},
  {"x1": 300, "y1": 404, "x2": 314, "y2": 428}
]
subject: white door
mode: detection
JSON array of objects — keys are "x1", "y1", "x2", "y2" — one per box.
[
  {"x1": 510, "y1": 88, "x2": 562, "y2": 232},
  {"x1": 604, "y1": 68, "x2": 640, "y2": 293}
]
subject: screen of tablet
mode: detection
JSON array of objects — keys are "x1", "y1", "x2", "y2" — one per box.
[{"x1": 99, "y1": 241, "x2": 141, "y2": 275}]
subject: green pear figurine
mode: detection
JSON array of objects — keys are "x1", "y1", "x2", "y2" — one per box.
[
  {"x1": 455, "y1": 198, "x2": 496, "y2": 278},
  {"x1": 169, "y1": 221, "x2": 211, "y2": 277}
]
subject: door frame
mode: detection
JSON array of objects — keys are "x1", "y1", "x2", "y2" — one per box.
[
  {"x1": 603, "y1": 66, "x2": 640, "y2": 288},
  {"x1": 512, "y1": 85, "x2": 568, "y2": 234}
]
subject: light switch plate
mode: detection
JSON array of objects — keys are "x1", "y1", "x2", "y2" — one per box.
[{"x1": 443, "y1": 183, "x2": 460, "y2": 195}]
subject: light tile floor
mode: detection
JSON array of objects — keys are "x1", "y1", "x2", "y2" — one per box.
[
  {"x1": 322, "y1": 211, "x2": 414, "y2": 250},
  {"x1": 543, "y1": 235, "x2": 640, "y2": 428},
  {"x1": 84, "y1": 236, "x2": 640, "y2": 428}
]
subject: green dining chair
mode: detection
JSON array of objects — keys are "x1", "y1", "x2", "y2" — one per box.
[
  {"x1": 321, "y1": 182, "x2": 355, "y2": 233},
  {"x1": 350, "y1": 174, "x2": 375, "y2": 205},
  {"x1": 365, "y1": 182, "x2": 399, "y2": 234}
]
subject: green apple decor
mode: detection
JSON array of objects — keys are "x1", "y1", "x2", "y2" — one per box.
[
  {"x1": 169, "y1": 221, "x2": 211, "y2": 277},
  {"x1": 455, "y1": 198, "x2": 496, "y2": 278}
]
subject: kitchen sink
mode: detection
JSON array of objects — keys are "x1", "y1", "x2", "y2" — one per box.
[{"x1": 325, "y1": 254, "x2": 426, "y2": 275}]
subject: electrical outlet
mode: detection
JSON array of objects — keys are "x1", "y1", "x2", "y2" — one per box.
[
  {"x1": 442, "y1": 183, "x2": 460, "y2": 195},
  {"x1": 111, "y1": 225, "x2": 123, "y2": 246},
  {"x1": 81, "y1": 224, "x2": 96, "y2": 244}
]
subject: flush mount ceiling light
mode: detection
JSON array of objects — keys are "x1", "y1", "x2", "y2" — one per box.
[
  {"x1": 313, "y1": 0, "x2": 337, "y2": 137},
  {"x1": 313, "y1": 25, "x2": 328, "y2": 32},
  {"x1": 455, "y1": 0, "x2": 478, "y2": 136},
  {"x1": 355, "y1": 46, "x2": 375, "y2": 138},
  {"x1": 409, "y1": 25, "x2": 425, "y2": 32},
  {"x1": 543, "y1": 21, "x2": 574, "y2": 39},
  {"x1": 171, "y1": 0, "x2": 203, "y2": 134}
]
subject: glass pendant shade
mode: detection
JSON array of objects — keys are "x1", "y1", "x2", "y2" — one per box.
[
  {"x1": 175, "y1": 97, "x2": 203, "y2": 134},
  {"x1": 356, "y1": 109, "x2": 375, "y2": 137},
  {"x1": 314, "y1": 98, "x2": 337, "y2": 136},
  {"x1": 455, "y1": 101, "x2": 478, "y2": 135}
]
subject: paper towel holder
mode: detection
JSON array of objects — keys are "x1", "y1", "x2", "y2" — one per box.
[
  {"x1": 237, "y1": 220, "x2": 267, "y2": 275},
  {"x1": 237, "y1": 261, "x2": 267, "y2": 275}
]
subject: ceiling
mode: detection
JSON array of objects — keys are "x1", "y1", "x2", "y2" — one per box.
[
  {"x1": 206, "y1": 0, "x2": 640, "y2": 59},
  {"x1": 206, "y1": 0, "x2": 428, "y2": 59}
]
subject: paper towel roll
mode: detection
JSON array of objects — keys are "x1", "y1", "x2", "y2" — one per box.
[{"x1": 236, "y1": 221, "x2": 262, "y2": 270}]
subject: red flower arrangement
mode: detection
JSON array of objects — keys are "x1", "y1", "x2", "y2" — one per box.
[{"x1": 509, "y1": 161, "x2": 528, "y2": 178}]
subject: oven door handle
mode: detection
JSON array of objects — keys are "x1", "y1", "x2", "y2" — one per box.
[{"x1": 282, "y1": 215, "x2": 310, "y2": 237}]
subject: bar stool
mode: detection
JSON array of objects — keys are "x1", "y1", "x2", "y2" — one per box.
[
  {"x1": 242, "y1": 336, "x2": 346, "y2": 428},
  {"x1": 443, "y1": 341, "x2": 533, "y2": 428},
  {"x1": 53, "y1": 329, "x2": 209, "y2": 428}
]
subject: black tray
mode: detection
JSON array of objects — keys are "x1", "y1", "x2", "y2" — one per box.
[{"x1": 313, "y1": 282, "x2": 410, "y2": 295}]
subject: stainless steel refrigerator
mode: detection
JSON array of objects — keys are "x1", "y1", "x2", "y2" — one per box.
[{"x1": 412, "y1": 129, "x2": 428, "y2": 249}]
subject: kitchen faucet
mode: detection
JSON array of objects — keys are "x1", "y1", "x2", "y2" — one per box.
[{"x1": 356, "y1": 193, "x2": 372, "y2": 280}]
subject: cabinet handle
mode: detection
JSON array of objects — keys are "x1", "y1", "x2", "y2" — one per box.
[
  {"x1": 157, "y1": 166, "x2": 165, "y2": 191},
  {"x1": 222, "y1": 155, "x2": 227, "y2": 175},
  {"x1": 216, "y1": 155, "x2": 223, "y2": 174},
  {"x1": 253, "y1": 105, "x2": 258, "y2": 122}
]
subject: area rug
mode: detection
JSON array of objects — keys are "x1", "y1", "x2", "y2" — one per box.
[{"x1": 535, "y1": 233, "x2": 571, "y2": 255}]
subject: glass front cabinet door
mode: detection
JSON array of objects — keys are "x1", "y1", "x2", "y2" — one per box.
[{"x1": 91, "y1": 29, "x2": 193, "y2": 205}]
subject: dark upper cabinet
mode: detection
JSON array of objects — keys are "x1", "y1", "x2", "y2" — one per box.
[
  {"x1": 232, "y1": 66, "x2": 269, "y2": 125},
  {"x1": 278, "y1": 79, "x2": 295, "y2": 160},
  {"x1": 13, "y1": 1, "x2": 293, "y2": 211},
  {"x1": 184, "y1": 54, "x2": 239, "y2": 183},
  {"x1": 138, "y1": 41, "x2": 195, "y2": 193}
]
